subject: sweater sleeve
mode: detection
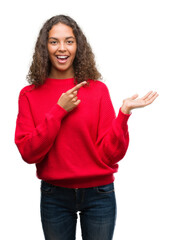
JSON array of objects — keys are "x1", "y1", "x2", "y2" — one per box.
[
  {"x1": 15, "y1": 90, "x2": 68, "y2": 164},
  {"x1": 95, "y1": 84, "x2": 131, "y2": 167}
]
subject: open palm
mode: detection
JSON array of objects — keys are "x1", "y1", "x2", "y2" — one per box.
[{"x1": 121, "y1": 91, "x2": 159, "y2": 114}]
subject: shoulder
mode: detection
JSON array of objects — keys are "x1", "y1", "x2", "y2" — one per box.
[
  {"x1": 87, "y1": 79, "x2": 113, "y2": 104},
  {"x1": 18, "y1": 82, "x2": 45, "y2": 100},
  {"x1": 87, "y1": 79, "x2": 110, "y2": 93},
  {"x1": 19, "y1": 84, "x2": 36, "y2": 97}
]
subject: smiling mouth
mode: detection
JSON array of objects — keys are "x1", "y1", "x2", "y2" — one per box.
[
  {"x1": 56, "y1": 55, "x2": 69, "y2": 59},
  {"x1": 56, "y1": 55, "x2": 69, "y2": 63}
]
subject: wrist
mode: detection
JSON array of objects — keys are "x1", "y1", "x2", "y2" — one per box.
[{"x1": 121, "y1": 105, "x2": 132, "y2": 115}]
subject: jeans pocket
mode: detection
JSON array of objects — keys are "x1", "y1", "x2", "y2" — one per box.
[
  {"x1": 96, "y1": 182, "x2": 114, "y2": 194},
  {"x1": 41, "y1": 181, "x2": 55, "y2": 194}
]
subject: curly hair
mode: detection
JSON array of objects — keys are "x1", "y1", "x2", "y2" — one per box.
[{"x1": 27, "y1": 15, "x2": 102, "y2": 86}]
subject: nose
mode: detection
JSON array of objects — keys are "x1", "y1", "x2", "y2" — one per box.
[{"x1": 58, "y1": 42, "x2": 67, "y2": 52}]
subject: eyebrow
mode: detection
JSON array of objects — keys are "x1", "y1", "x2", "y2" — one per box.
[{"x1": 48, "y1": 36, "x2": 75, "y2": 40}]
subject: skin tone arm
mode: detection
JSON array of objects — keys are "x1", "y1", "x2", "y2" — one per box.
[{"x1": 57, "y1": 81, "x2": 159, "y2": 114}]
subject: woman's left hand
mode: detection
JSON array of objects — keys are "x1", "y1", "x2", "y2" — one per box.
[{"x1": 121, "y1": 91, "x2": 159, "y2": 114}]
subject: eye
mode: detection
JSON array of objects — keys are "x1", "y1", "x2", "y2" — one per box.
[
  {"x1": 50, "y1": 41, "x2": 57, "y2": 45},
  {"x1": 67, "y1": 40, "x2": 74, "y2": 44}
]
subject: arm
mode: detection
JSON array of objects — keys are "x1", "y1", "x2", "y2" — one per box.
[
  {"x1": 15, "y1": 81, "x2": 87, "y2": 164},
  {"x1": 96, "y1": 87, "x2": 158, "y2": 167},
  {"x1": 15, "y1": 91, "x2": 68, "y2": 164},
  {"x1": 95, "y1": 85, "x2": 131, "y2": 167}
]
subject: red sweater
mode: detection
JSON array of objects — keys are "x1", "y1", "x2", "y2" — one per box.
[{"x1": 15, "y1": 78, "x2": 131, "y2": 188}]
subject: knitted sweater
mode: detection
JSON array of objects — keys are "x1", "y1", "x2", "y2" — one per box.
[{"x1": 15, "y1": 78, "x2": 131, "y2": 188}]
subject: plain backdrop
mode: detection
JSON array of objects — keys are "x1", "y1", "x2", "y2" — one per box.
[{"x1": 0, "y1": 0, "x2": 172, "y2": 239}]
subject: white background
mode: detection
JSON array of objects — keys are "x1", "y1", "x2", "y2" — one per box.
[{"x1": 0, "y1": 0, "x2": 172, "y2": 239}]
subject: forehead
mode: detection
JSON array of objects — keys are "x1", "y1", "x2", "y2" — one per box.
[{"x1": 48, "y1": 23, "x2": 75, "y2": 38}]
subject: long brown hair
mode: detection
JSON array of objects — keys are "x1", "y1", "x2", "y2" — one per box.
[{"x1": 27, "y1": 15, "x2": 102, "y2": 86}]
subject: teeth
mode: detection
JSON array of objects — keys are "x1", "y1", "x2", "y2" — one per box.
[{"x1": 57, "y1": 56, "x2": 68, "y2": 59}]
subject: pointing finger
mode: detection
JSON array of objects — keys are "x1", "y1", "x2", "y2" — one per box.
[
  {"x1": 67, "y1": 81, "x2": 87, "y2": 94},
  {"x1": 73, "y1": 90, "x2": 78, "y2": 96}
]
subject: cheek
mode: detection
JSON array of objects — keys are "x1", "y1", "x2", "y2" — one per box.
[
  {"x1": 71, "y1": 46, "x2": 77, "y2": 58},
  {"x1": 47, "y1": 44, "x2": 55, "y2": 55}
]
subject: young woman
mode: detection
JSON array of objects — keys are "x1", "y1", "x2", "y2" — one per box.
[{"x1": 15, "y1": 15, "x2": 158, "y2": 240}]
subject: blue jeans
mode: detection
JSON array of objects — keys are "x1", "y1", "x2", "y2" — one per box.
[{"x1": 40, "y1": 180, "x2": 117, "y2": 240}]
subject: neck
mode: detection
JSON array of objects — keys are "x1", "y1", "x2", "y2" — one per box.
[{"x1": 49, "y1": 67, "x2": 75, "y2": 79}]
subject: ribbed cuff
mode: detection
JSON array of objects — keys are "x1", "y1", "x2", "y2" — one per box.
[{"x1": 116, "y1": 108, "x2": 131, "y2": 127}]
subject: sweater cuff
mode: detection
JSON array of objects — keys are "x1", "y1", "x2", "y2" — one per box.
[
  {"x1": 116, "y1": 108, "x2": 131, "y2": 127},
  {"x1": 46, "y1": 103, "x2": 68, "y2": 121}
]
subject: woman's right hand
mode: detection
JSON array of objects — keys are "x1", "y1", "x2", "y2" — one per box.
[{"x1": 57, "y1": 81, "x2": 87, "y2": 112}]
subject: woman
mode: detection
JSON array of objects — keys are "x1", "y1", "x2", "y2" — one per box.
[{"x1": 15, "y1": 15, "x2": 158, "y2": 240}]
